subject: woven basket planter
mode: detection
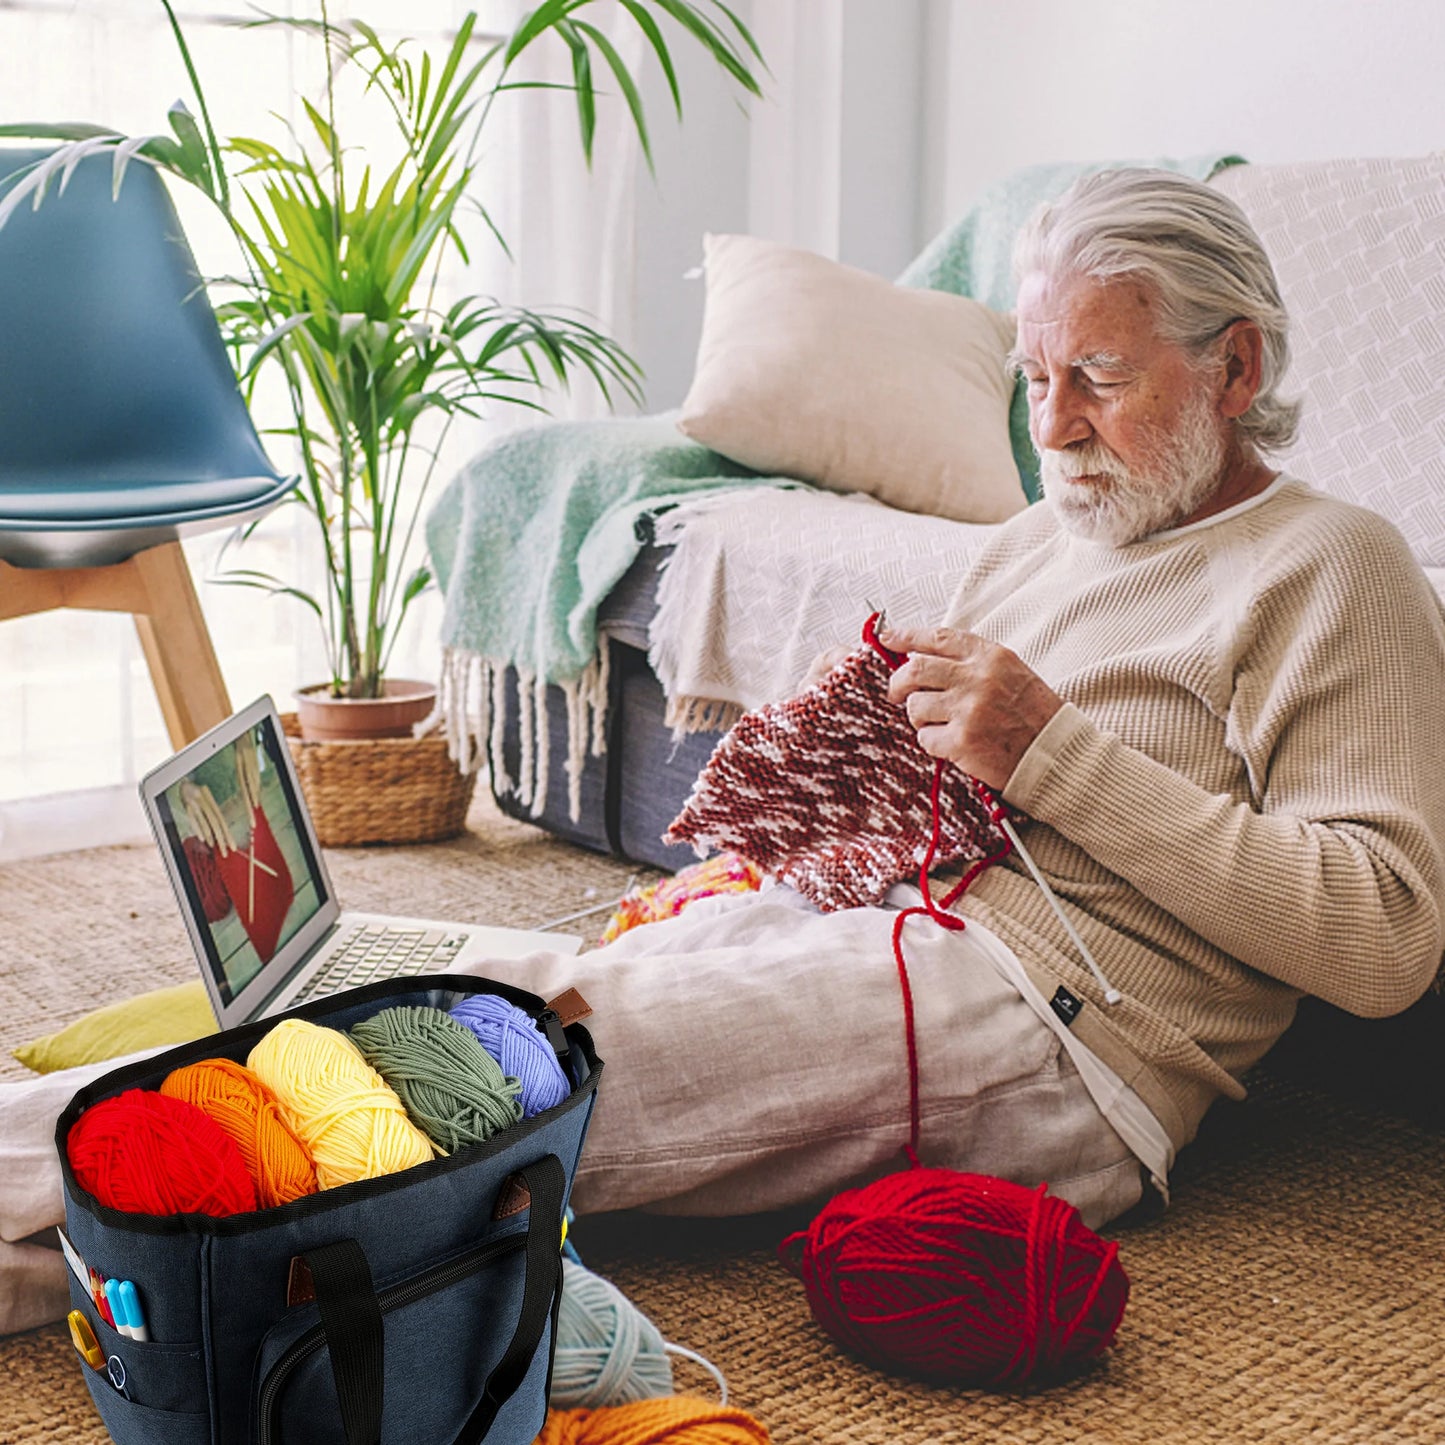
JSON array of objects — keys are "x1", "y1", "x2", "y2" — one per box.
[{"x1": 280, "y1": 712, "x2": 477, "y2": 847}]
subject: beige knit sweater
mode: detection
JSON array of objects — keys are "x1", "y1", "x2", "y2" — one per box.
[{"x1": 946, "y1": 477, "x2": 1445, "y2": 1151}]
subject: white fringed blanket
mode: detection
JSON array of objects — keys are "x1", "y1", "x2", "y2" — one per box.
[{"x1": 649, "y1": 489, "x2": 999, "y2": 732}]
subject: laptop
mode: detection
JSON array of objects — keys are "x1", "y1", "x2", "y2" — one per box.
[{"x1": 140, "y1": 695, "x2": 582, "y2": 1030}]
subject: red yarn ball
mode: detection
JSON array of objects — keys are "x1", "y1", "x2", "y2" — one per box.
[
  {"x1": 183, "y1": 835, "x2": 231, "y2": 923},
  {"x1": 780, "y1": 1168, "x2": 1129, "y2": 1386},
  {"x1": 67, "y1": 1088, "x2": 258, "y2": 1218}
]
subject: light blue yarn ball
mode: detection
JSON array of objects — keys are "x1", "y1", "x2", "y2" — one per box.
[
  {"x1": 550, "y1": 1258, "x2": 674, "y2": 1408},
  {"x1": 449, "y1": 994, "x2": 570, "y2": 1117}
]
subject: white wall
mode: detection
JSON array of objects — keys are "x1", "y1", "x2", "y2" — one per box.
[
  {"x1": 631, "y1": 0, "x2": 1445, "y2": 408},
  {"x1": 926, "y1": 0, "x2": 1445, "y2": 234},
  {"x1": 630, "y1": 0, "x2": 931, "y2": 410},
  {"x1": 630, "y1": 20, "x2": 754, "y2": 413}
]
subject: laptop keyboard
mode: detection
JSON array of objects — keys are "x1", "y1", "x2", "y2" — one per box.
[{"x1": 291, "y1": 926, "x2": 467, "y2": 1003}]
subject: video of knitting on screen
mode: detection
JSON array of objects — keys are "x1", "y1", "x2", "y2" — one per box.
[{"x1": 156, "y1": 717, "x2": 322, "y2": 1004}]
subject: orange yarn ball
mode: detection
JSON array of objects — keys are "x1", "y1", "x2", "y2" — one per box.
[
  {"x1": 160, "y1": 1058, "x2": 319, "y2": 1209},
  {"x1": 66, "y1": 1088, "x2": 257, "y2": 1217},
  {"x1": 537, "y1": 1398, "x2": 770, "y2": 1445}
]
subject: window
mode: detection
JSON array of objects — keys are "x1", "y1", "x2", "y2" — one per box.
[{"x1": 0, "y1": 2, "x2": 576, "y2": 852}]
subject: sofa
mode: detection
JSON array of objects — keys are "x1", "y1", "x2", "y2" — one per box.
[
  {"x1": 467, "y1": 154, "x2": 1445, "y2": 1123},
  {"x1": 486, "y1": 155, "x2": 1445, "y2": 875}
]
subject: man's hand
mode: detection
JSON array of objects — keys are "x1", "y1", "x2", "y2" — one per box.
[
  {"x1": 882, "y1": 625, "x2": 1064, "y2": 791},
  {"x1": 178, "y1": 781, "x2": 234, "y2": 856}
]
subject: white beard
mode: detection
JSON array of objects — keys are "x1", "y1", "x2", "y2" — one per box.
[{"x1": 1040, "y1": 386, "x2": 1227, "y2": 546}]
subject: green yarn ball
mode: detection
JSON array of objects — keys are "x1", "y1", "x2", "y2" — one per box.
[{"x1": 350, "y1": 1005, "x2": 523, "y2": 1153}]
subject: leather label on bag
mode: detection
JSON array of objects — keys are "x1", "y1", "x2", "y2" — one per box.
[
  {"x1": 494, "y1": 1174, "x2": 532, "y2": 1219},
  {"x1": 287, "y1": 1256, "x2": 316, "y2": 1307},
  {"x1": 545, "y1": 987, "x2": 593, "y2": 1025}
]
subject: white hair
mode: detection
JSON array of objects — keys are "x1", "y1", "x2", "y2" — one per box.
[{"x1": 1013, "y1": 168, "x2": 1301, "y2": 454}]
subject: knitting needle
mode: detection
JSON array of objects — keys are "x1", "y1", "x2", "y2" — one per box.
[
  {"x1": 996, "y1": 815, "x2": 1122, "y2": 1006},
  {"x1": 534, "y1": 874, "x2": 639, "y2": 932},
  {"x1": 869, "y1": 596, "x2": 1123, "y2": 1007}
]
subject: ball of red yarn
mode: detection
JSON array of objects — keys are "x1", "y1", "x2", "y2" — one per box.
[
  {"x1": 780, "y1": 1168, "x2": 1129, "y2": 1386},
  {"x1": 182, "y1": 835, "x2": 231, "y2": 923},
  {"x1": 67, "y1": 1088, "x2": 258, "y2": 1218}
]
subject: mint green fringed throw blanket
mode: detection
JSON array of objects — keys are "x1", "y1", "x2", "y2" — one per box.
[
  {"x1": 425, "y1": 413, "x2": 787, "y2": 816},
  {"x1": 426, "y1": 153, "x2": 1244, "y2": 819}
]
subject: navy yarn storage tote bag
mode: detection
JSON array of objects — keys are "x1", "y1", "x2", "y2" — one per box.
[{"x1": 54, "y1": 973, "x2": 601, "y2": 1445}]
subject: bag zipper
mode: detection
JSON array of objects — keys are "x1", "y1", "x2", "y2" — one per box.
[{"x1": 256, "y1": 1228, "x2": 528, "y2": 1445}]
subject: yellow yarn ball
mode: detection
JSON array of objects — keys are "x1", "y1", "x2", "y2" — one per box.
[{"x1": 247, "y1": 1018, "x2": 435, "y2": 1189}]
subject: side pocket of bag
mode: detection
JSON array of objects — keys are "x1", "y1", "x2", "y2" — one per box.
[
  {"x1": 79, "y1": 1375, "x2": 213, "y2": 1445},
  {"x1": 68, "y1": 1289, "x2": 211, "y2": 1445}
]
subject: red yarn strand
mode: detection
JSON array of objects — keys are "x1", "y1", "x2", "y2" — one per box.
[
  {"x1": 862, "y1": 612, "x2": 1013, "y2": 1167},
  {"x1": 889, "y1": 905, "x2": 925, "y2": 1166},
  {"x1": 778, "y1": 617, "x2": 1130, "y2": 1388}
]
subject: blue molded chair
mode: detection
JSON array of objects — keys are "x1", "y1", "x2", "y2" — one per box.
[{"x1": 0, "y1": 147, "x2": 296, "y2": 744}]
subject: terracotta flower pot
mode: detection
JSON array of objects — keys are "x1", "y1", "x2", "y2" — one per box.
[{"x1": 294, "y1": 678, "x2": 438, "y2": 742}]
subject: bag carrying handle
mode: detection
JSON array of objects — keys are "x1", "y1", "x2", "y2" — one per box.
[{"x1": 303, "y1": 1154, "x2": 567, "y2": 1445}]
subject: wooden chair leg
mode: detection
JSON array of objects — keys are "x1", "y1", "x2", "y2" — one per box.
[
  {"x1": 0, "y1": 558, "x2": 72, "y2": 620},
  {"x1": 130, "y1": 541, "x2": 233, "y2": 747}
]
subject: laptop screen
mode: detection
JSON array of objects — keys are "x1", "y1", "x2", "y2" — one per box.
[{"x1": 153, "y1": 711, "x2": 326, "y2": 1008}]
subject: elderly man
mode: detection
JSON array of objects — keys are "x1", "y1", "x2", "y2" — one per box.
[{"x1": 522, "y1": 169, "x2": 1445, "y2": 1229}]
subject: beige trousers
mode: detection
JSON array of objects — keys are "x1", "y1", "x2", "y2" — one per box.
[{"x1": 495, "y1": 887, "x2": 1145, "y2": 1232}]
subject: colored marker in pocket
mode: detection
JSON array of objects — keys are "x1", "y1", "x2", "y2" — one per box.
[
  {"x1": 103, "y1": 1278, "x2": 132, "y2": 1338},
  {"x1": 118, "y1": 1280, "x2": 150, "y2": 1342},
  {"x1": 89, "y1": 1269, "x2": 115, "y2": 1328}
]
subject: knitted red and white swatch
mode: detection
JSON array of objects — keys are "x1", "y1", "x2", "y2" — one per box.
[{"x1": 666, "y1": 646, "x2": 1011, "y2": 912}]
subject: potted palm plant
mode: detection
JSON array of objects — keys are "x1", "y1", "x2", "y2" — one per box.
[{"x1": 1, "y1": 0, "x2": 762, "y2": 749}]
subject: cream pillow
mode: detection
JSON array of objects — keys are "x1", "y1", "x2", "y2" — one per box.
[{"x1": 677, "y1": 233, "x2": 1025, "y2": 524}]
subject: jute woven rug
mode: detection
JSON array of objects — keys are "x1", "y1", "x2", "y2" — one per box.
[{"x1": 2, "y1": 797, "x2": 1441, "y2": 1445}]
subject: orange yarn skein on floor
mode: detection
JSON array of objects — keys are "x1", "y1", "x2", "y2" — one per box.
[
  {"x1": 160, "y1": 1058, "x2": 318, "y2": 1208},
  {"x1": 537, "y1": 1397, "x2": 770, "y2": 1445}
]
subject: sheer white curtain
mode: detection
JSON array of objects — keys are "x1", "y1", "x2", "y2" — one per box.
[{"x1": 0, "y1": 0, "x2": 644, "y2": 859}]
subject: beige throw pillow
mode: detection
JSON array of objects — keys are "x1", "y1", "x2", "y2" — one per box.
[{"x1": 677, "y1": 233, "x2": 1025, "y2": 524}]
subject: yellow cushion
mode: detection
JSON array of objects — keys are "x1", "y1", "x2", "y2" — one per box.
[{"x1": 12, "y1": 980, "x2": 218, "y2": 1073}]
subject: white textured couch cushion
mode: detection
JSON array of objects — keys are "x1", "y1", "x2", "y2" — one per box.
[
  {"x1": 1212, "y1": 157, "x2": 1445, "y2": 566},
  {"x1": 677, "y1": 232, "x2": 1027, "y2": 525}
]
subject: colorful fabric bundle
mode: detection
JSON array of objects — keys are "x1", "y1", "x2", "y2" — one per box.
[
  {"x1": 600, "y1": 852, "x2": 763, "y2": 943},
  {"x1": 666, "y1": 645, "x2": 1011, "y2": 911}
]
